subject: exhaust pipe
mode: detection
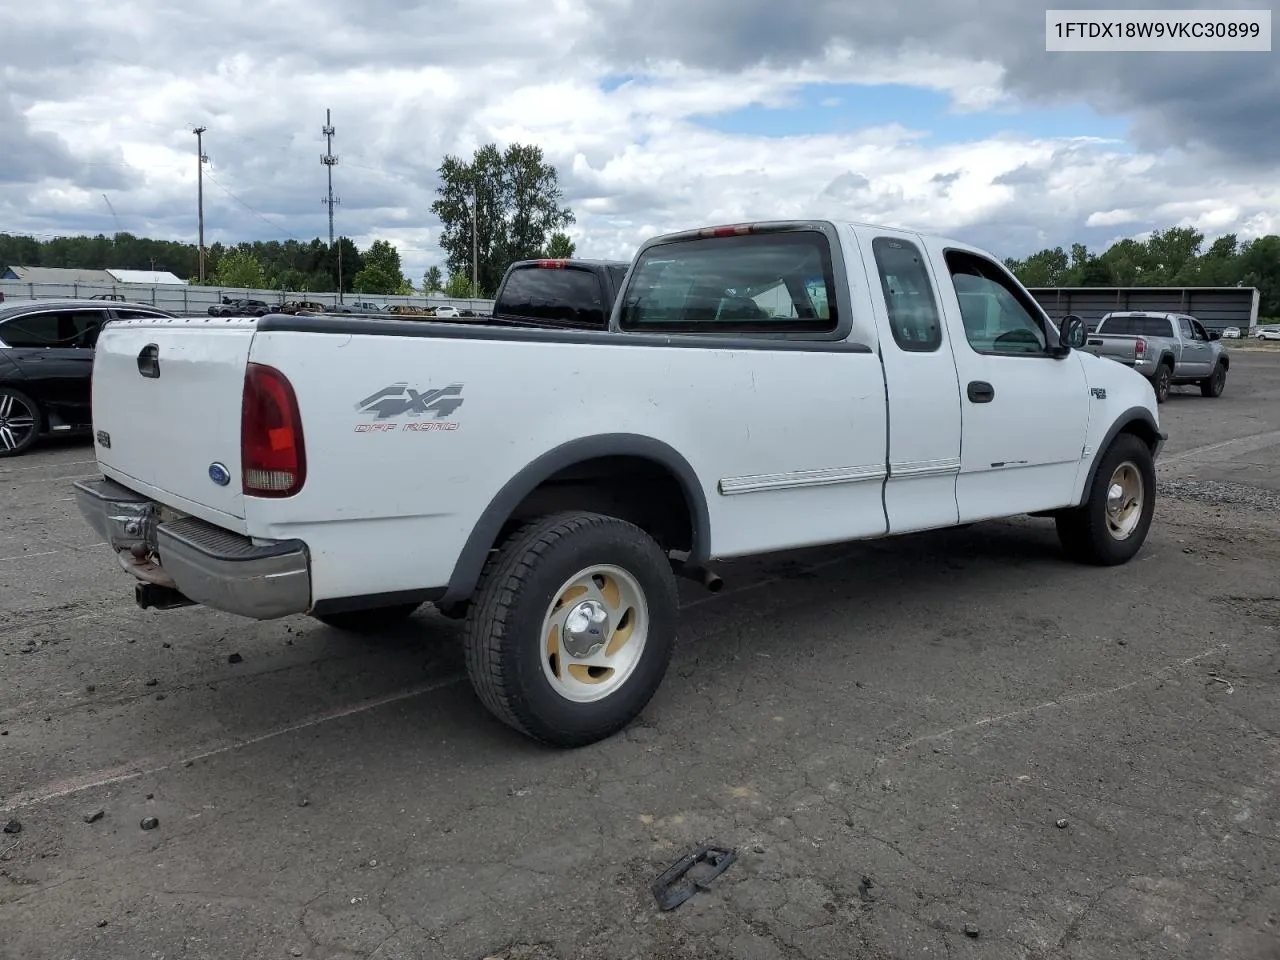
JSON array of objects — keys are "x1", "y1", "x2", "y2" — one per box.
[{"x1": 671, "y1": 559, "x2": 724, "y2": 593}]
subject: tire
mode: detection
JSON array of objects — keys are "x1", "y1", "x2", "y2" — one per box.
[
  {"x1": 0, "y1": 387, "x2": 41, "y2": 458},
  {"x1": 463, "y1": 511, "x2": 678, "y2": 747},
  {"x1": 1151, "y1": 362, "x2": 1172, "y2": 404},
  {"x1": 1200, "y1": 362, "x2": 1227, "y2": 398},
  {"x1": 312, "y1": 601, "x2": 422, "y2": 632},
  {"x1": 1055, "y1": 433, "x2": 1156, "y2": 566}
]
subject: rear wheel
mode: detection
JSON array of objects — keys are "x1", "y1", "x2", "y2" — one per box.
[
  {"x1": 1200, "y1": 362, "x2": 1227, "y2": 398},
  {"x1": 0, "y1": 388, "x2": 41, "y2": 458},
  {"x1": 463, "y1": 511, "x2": 678, "y2": 747},
  {"x1": 1151, "y1": 362, "x2": 1172, "y2": 403},
  {"x1": 313, "y1": 601, "x2": 422, "y2": 632},
  {"x1": 1056, "y1": 433, "x2": 1156, "y2": 566}
]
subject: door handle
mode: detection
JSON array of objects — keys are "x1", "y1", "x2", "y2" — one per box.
[
  {"x1": 967, "y1": 380, "x2": 995, "y2": 403},
  {"x1": 137, "y1": 343, "x2": 160, "y2": 379}
]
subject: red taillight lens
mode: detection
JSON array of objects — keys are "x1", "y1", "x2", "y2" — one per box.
[
  {"x1": 536, "y1": 259, "x2": 567, "y2": 268},
  {"x1": 241, "y1": 362, "x2": 306, "y2": 498},
  {"x1": 1135, "y1": 337, "x2": 1146, "y2": 358},
  {"x1": 699, "y1": 224, "x2": 757, "y2": 238}
]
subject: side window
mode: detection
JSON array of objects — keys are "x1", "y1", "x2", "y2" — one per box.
[
  {"x1": 0, "y1": 311, "x2": 77, "y2": 348},
  {"x1": 870, "y1": 237, "x2": 941, "y2": 353},
  {"x1": 66, "y1": 310, "x2": 109, "y2": 348},
  {"x1": 1190, "y1": 319, "x2": 1209, "y2": 341},
  {"x1": 618, "y1": 231, "x2": 837, "y2": 334},
  {"x1": 944, "y1": 250, "x2": 1048, "y2": 355},
  {"x1": 1178, "y1": 317, "x2": 1195, "y2": 339}
]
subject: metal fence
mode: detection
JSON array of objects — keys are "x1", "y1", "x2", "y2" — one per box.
[{"x1": 0, "y1": 279, "x2": 496, "y2": 316}]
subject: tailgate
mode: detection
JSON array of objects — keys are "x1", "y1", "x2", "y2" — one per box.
[
  {"x1": 91, "y1": 317, "x2": 257, "y2": 524},
  {"x1": 1083, "y1": 334, "x2": 1137, "y2": 360}
]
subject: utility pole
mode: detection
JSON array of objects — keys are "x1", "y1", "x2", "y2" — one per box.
[
  {"x1": 320, "y1": 109, "x2": 343, "y2": 303},
  {"x1": 193, "y1": 127, "x2": 208, "y2": 283},
  {"x1": 471, "y1": 188, "x2": 478, "y2": 299}
]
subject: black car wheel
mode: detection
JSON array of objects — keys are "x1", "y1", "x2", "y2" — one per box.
[{"x1": 0, "y1": 387, "x2": 41, "y2": 458}]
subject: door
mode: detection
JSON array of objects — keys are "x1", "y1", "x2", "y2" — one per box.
[
  {"x1": 850, "y1": 225, "x2": 962, "y2": 533},
  {"x1": 925, "y1": 245, "x2": 1092, "y2": 522},
  {"x1": 0, "y1": 308, "x2": 106, "y2": 426},
  {"x1": 1178, "y1": 316, "x2": 1213, "y2": 376}
]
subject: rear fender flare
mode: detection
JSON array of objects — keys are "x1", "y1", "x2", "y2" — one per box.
[{"x1": 441, "y1": 433, "x2": 711, "y2": 604}]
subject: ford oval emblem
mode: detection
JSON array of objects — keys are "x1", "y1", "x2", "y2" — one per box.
[{"x1": 208, "y1": 462, "x2": 231, "y2": 486}]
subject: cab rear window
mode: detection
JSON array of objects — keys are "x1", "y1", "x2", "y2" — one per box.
[
  {"x1": 618, "y1": 231, "x2": 838, "y2": 334},
  {"x1": 495, "y1": 266, "x2": 608, "y2": 328}
]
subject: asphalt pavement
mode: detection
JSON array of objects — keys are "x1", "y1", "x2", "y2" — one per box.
[{"x1": 1, "y1": 352, "x2": 1278, "y2": 960}]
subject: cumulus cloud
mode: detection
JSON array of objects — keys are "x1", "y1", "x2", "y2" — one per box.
[{"x1": 0, "y1": 0, "x2": 1275, "y2": 281}]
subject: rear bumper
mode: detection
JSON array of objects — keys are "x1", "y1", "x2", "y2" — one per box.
[{"x1": 73, "y1": 476, "x2": 311, "y2": 620}]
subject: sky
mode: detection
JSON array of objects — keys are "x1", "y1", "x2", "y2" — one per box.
[{"x1": 1, "y1": 0, "x2": 1276, "y2": 283}]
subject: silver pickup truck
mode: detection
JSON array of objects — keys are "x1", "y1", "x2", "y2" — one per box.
[{"x1": 1080, "y1": 310, "x2": 1229, "y2": 403}]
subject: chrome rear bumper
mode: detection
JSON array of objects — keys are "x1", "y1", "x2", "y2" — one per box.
[{"x1": 73, "y1": 476, "x2": 311, "y2": 620}]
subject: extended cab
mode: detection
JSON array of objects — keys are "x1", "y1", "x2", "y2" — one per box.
[
  {"x1": 74, "y1": 220, "x2": 1166, "y2": 747},
  {"x1": 1080, "y1": 310, "x2": 1229, "y2": 402},
  {"x1": 490, "y1": 258, "x2": 630, "y2": 329}
]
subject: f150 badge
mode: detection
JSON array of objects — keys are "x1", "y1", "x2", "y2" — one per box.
[{"x1": 354, "y1": 382, "x2": 464, "y2": 433}]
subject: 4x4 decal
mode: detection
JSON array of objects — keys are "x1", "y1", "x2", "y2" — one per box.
[{"x1": 354, "y1": 382, "x2": 464, "y2": 433}]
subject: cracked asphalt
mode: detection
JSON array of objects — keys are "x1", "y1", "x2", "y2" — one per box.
[{"x1": 2, "y1": 352, "x2": 1279, "y2": 960}]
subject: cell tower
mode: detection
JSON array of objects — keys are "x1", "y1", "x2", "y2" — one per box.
[{"x1": 321, "y1": 109, "x2": 343, "y2": 302}]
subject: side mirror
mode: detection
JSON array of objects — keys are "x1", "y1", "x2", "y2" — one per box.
[
  {"x1": 1058, "y1": 315, "x2": 1087, "y2": 351},
  {"x1": 1208, "y1": 330, "x2": 1221, "y2": 341}
]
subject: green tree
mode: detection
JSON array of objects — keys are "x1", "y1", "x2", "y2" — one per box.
[
  {"x1": 422, "y1": 265, "x2": 443, "y2": 294},
  {"x1": 544, "y1": 232, "x2": 576, "y2": 259},
  {"x1": 351, "y1": 238, "x2": 407, "y2": 294},
  {"x1": 443, "y1": 271, "x2": 474, "y2": 298},
  {"x1": 212, "y1": 249, "x2": 267, "y2": 289},
  {"x1": 430, "y1": 142, "x2": 575, "y2": 297}
]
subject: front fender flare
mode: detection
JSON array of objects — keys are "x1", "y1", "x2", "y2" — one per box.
[
  {"x1": 1076, "y1": 406, "x2": 1165, "y2": 506},
  {"x1": 441, "y1": 433, "x2": 712, "y2": 604}
]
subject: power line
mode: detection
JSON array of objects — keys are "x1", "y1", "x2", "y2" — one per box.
[{"x1": 202, "y1": 168, "x2": 303, "y2": 241}]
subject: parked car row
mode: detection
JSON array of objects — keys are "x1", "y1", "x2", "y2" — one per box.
[{"x1": 208, "y1": 297, "x2": 474, "y2": 319}]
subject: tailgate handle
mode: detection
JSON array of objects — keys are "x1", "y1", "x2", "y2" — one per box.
[{"x1": 137, "y1": 343, "x2": 160, "y2": 379}]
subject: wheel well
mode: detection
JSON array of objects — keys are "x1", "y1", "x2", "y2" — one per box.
[
  {"x1": 500, "y1": 455, "x2": 695, "y2": 555},
  {"x1": 1118, "y1": 417, "x2": 1160, "y2": 454},
  {"x1": 1219, "y1": 354, "x2": 1230, "y2": 370}
]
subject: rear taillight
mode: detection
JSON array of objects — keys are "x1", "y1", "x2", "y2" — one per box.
[
  {"x1": 1135, "y1": 338, "x2": 1146, "y2": 358},
  {"x1": 536, "y1": 259, "x2": 568, "y2": 268},
  {"x1": 241, "y1": 362, "x2": 306, "y2": 498},
  {"x1": 699, "y1": 223, "x2": 758, "y2": 238}
]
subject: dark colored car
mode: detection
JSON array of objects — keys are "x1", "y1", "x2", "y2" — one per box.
[
  {"x1": 208, "y1": 297, "x2": 272, "y2": 317},
  {"x1": 490, "y1": 258, "x2": 631, "y2": 329},
  {"x1": 0, "y1": 298, "x2": 175, "y2": 457}
]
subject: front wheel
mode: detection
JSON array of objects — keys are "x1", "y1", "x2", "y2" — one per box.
[
  {"x1": 463, "y1": 511, "x2": 678, "y2": 747},
  {"x1": 1200, "y1": 362, "x2": 1227, "y2": 398},
  {"x1": 1055, "y1": 433, "x2": 1156, "y2": 566}
]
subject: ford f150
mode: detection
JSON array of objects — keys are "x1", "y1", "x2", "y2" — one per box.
[{"x1": 73, "y1": 220, "x2": 1167, "y2": 747}]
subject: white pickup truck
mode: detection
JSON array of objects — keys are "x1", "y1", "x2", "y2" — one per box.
[{"x1": 74, "y1": 220, "x2": 1166, "y2": 747}]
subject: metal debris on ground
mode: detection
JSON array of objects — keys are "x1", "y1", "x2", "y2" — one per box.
[
  {"x1": 84, "y1": 810, "x2": 105, "y2": 824},
  {"x1": 139, "y1": 816, "x2": 159, "y2": 831},
  {"x1": 651, "y1": 842, "x2": 737, "y2": 911},
  {"x1": 2, "y1": 820, "x2": 21, "y2": 834},
  {"x1": 963, "y1": 923, "x2": 980, "y2": 938},
  {"x1": 1056, "y1": 819, "x2": 1069, "y2": 829},
  {"x1": 96, "y1": 919, "x2": 108, "y2": 928}
]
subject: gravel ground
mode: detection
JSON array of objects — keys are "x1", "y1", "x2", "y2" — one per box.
[{"x1": 2, "y1": 352, "x2": 1279, "y2": 960}]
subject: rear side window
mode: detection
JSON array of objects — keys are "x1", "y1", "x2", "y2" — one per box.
[
  {"x1": 618, "y1": 231, "x2": 838, "y2": 334},
  {"x1": 496, "y1": 267, "x2": 607, "y2": 327},
  {"x1": 871, "y1": 237, "x2": 941, "y2": 352},
  {"x1": 0, "y1": 309, "x2": 106, "y2": 347}
]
